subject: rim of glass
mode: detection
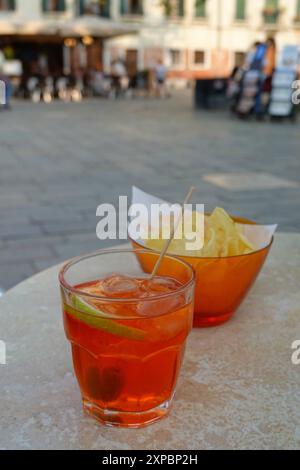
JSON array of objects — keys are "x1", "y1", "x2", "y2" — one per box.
[
  {"x1": 59, "y1": 248, "x2": 195, "y2": 303},
  {"x1": 130, "y1": 236, "x2": 274, "y2": 260}
]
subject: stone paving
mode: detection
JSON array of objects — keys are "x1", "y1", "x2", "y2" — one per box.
[{"x1": 0, "y1": 92, "x2": 299, "y2": 290}]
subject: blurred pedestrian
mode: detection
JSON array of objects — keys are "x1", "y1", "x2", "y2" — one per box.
[
  {"x1": 227, "y1": 66, "x2": 243, "y2": 112},
  {"x1": 255, "y1": 38, "x2": 276, "y2": 117},
  {"x1": 263, "y1": 37, "x2": 276, "y2": 79},
  {"x1": 0, "y1": 64, "x2": 12, "y2": 110},
  {"x1": 244, "y1": 41, "x2": 262, "y2": 70},
  {"x1": 251, "y1": 42, "x2": 267, "y2": 72},
  {"x1": 155, "y1": 59, "x2": 168, "y2": 98},
  {"x1": 0, "y1": 48, "x2": 4, "y2": 70},
  {"x1": 111, "y1": 58, "x2": 127, "y2": 98}
]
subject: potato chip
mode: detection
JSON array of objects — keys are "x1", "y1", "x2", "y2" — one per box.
[{"x1": 144, "y1": 207, "x2": 257, "y2": 258}]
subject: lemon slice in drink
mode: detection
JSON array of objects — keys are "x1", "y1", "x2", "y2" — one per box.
[{"x1": 63, "y1": 293, "x2": 145, "y2": 341}]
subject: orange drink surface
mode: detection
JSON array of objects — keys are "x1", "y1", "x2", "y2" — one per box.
[{"x1": 60, "y1": 251, "x2": 195, "y2": 428}]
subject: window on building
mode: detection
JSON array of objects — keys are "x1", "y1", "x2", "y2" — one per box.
[
  {"x1": 176, "y1": 0, "x2": 184, "y2": 17},
  {"x1": 78, "y1": 0, "x2": 110, "y2": 17},
  {"x1": 296, "y1": 0, "x2": 300, "y2": 20},
  {"x1": 195, "y1": 0, "x2": 205, "y2": 18},
  {"x1": 235, "y1": 0, "x2": 246, "y2": 20},
  {"x1": 0, "y1": 0, "x2": 15, "y2": 11},
  {"x1": 42, "y1": 0, "x2": 66, "y2": 12},
  {"x1": 234, "y1": 51, "x2": 246, "y2": 67},
  {"x1": 169, "y1": 49, "x2": 183, "y2": 67},
  {"x1": 161, "y1": 0, "x2": 185, "y2": 18},
  {"x1": 194, "y1": 50, "x2": 205, "y2": 65},
  {"x1": 263, "y1": 0, "x2": 279, "y2": 24},
  {"x1": 120, "y1": 0, "x2": 143, "y2": 15}
]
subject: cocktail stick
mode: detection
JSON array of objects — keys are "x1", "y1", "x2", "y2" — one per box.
[{"x1": 149, "y1": 186, "x2": 195, "y2": 280}]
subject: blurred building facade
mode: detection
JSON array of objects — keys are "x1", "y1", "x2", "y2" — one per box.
[
  {"x1": 0, "y1": 0, "x2": 135, "y2": 76},
  {"x1": 0, "y1": 1, "x2": 300, "y2": 79},
  {"x1": 106, "y1": 0, "x2": 300, "y2": 81}
]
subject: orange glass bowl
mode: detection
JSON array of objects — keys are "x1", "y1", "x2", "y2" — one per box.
[{"x1": 131, "y1": 217, "x2": 273, "y2": 328}]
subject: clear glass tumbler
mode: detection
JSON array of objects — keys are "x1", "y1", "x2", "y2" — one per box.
[{"x1": 59, "y1": 249, "x2": 195, "y2": 428}]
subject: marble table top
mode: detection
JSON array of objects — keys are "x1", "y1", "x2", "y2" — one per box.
[{"x1": 1, "y1": 234, "x2": 300, "y2": 450}]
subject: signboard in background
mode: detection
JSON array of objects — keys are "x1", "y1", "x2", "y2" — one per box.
[
  {"x1": 2, "y1": 60, "x2": 23, "y2": 76},
  {"x1": 269, "y1": 45, "x2": 299, "y2": 118},
  {"x1": 0, "y1": 80, "x2": 5, "y2": 105},
  {"x1": 278, "y1": 45, "x2": 300, "y2": 71},
  {"x1": 0, "y1": 340, "x2": 6, "y2": 365}
]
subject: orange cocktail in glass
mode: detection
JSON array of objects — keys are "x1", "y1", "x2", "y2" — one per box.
[{"x1": 59, "y1": 249, "x2": 195, "y2": 428}]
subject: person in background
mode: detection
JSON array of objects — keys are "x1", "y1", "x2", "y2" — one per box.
[
  {"x1": 74, "y1": 67, "x2": 85, "y2": 99},
  {"x1": 263, "y1": 37, "x2": 276, "y2": 79},
  {"x1": 250, "y1": 42, "x2": 268, "y2": 72},
  {"x1": 0, "y1": 48, "x2": 12, "y2": 110},
  {"x1": 110, "y1": 58, "x2": 127, "y2": 98},
  {"x1": 0, "y1": 73, "x2": 13, "y2": 110},
  {"x1": 250, "y1": 39, "x2": 271, "y2": 118},
  {"x1": 90, "y1": 66, "x2": 104, "y2": 96},
  {"x1": 155, "y1": 59, "x2": 168, "y2": 98},
  {"x1": 254, "y1": 38, "x2": 276, "y2": 117},
  {"x1": 227, "y1": 65, "x2": 243, "y2": 112},
  {"x1": 0, "y1": 47, "x2": 5, "y2": 71},
  {"x1": 244, "y1": 41, "x2": 262, "y2": 71}
]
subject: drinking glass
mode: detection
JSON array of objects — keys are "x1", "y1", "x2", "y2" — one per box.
[{"x1": 59, "y1": 249, "x2": 195, "y2": 428}]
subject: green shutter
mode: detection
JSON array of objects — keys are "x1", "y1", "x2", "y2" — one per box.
[
  {"x1": 102, "y1": 0, "x2": 110, "y2": 17},
  {"x1": 195, "y1": 0, "x2": 205, "y2": 18},
  {"x1": 78, "y1": 0, "x2": 85, "y2": 15},
  {"x1": 42, "y1": 0, "x2": 65, "y2": 12},
  {"x1": 8, "y1": 0, "x2": 16, "y2": 10},
  {"x1": 264, "y1": 0, "x2": 279, "y2": 23},
  {"x1": 120, "y1": 0, "x2": 126, "y2": 15},
  {"x1": 57, "y1": 0, "x2": 66, "y2": 11},
  {"x1": 177, "y1": 0, "x2": 184, "y2": 17},
  {"x1": 236, "y1": 0, "x2": 246, "y2": 20},
  {"x1": 120, "y1": 0, "x2": 143, "y2": 16},
  {"x1": 138, "y1": 0, "x2": 143, "y2": 15},
  {"x1": 297, "y1": 0, "x2": 300, "y2": 16}
]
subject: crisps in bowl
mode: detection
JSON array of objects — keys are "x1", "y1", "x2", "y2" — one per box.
[
  {"x1": 144, "y1": 207, "x2": 256, "y2": 258},
  {"x1": 132, "y1": 207, "x2": 274, "y2": 328}
]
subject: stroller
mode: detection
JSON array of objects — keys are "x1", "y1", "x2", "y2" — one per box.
[{"x1": 269, "y1": 45, "x2": 300, "y2": 121}]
